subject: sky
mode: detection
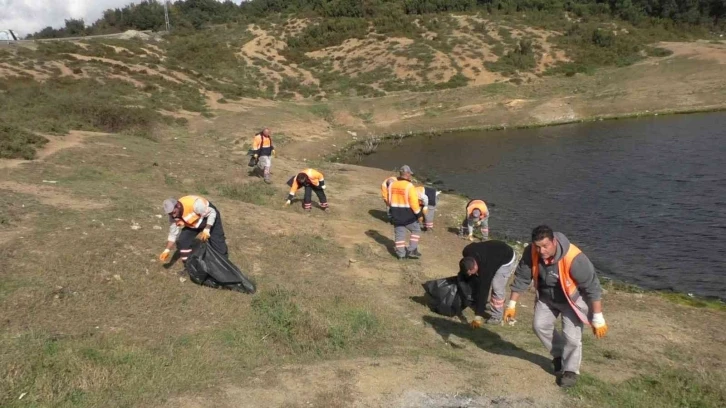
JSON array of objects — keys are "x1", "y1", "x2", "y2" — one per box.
[{"x1": 0, "y1": 0, "x2": 239, "y2": 37}]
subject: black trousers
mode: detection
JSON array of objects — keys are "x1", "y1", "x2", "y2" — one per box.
[
  {"x1": 302, "y1": 186, "x2": 328, "y2": 209},
  {"x1": 177, "y1": 204, "x2": 228, "y2": 258}
]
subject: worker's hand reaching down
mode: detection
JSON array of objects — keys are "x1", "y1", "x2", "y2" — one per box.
[
  {"x1": 159, "y1": 249, "x2": 171, "y2": 262},
  {"x1": 283, "y1": 200, "x2": 291, "y2": 207},
  {"x1": 470, "y1": 316, "x2": 484, "y2": 329},
  {"x1": 592, "y1": 313, "x2": 608, "y2": 339},
  {"x1": 504, "y1": 301, "x2": 517, "y2": 323}
]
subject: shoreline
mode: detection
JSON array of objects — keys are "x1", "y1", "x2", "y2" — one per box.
[
  {"x1": 325, "y1": 106, "x2": 726, "y2": 306},
  {"x1": 329, "y1": 104, "x2": 726, "y2": 162}
]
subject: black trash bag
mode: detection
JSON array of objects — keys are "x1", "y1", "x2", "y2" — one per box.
[
  {"x1": 186, "y1": 242, "x2": 256, "y2": 294},
  {"x1": 247, "y1": 156, "x2": 259, "y2": 167},
  {"x1": 422, "y1": 276, "x2": 470, "y2": 317}
]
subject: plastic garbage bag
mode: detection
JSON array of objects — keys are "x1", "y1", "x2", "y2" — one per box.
[
  {"x1": 186, "y1": 242, "x2": 256, "y2": 294},
  {"x1": 247, "y1": 156, "x2": 259, "y2": 167},
  {"x1": 422, "y1": 276, "x2": 469, "y2": 317}
]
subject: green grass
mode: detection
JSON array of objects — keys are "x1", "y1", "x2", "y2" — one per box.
[
  {"x1": 0, "y1": 124, "x2": 48, "y2": 159},
  {"x1": 568, "y1": 371, "x2": 726, "y2": 408},
  {"x1": 217, "y1": 182, "x2": 277, "y2": 205}
]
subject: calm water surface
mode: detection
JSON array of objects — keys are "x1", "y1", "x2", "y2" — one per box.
[{"x1": 359, "y1": 112, "x2": 726, "y2": 299}]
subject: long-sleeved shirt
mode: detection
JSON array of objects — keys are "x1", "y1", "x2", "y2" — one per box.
[
  {"x1": 510, "y1": 232, "x2": 602, "y2": 304},
  {"x1": 458, "y1": 240, "x2": 515, "y2": 317},
  {"x1": 288, "y1": 169, "x2": 325, "y2": 199},
  {"x1": 167, "y1": 199, "x2": 216, "y2": 242}
]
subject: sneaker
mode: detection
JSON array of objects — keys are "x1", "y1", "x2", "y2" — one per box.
[
  {"x1": 486, "y1": 317, "x2": 502, "y2": 325},
  {"x1": 407, "y1": 249, "x2": 422, "y2": 259},
  {"x1": 558, "y1": 371, "x2": 578, "y2": 388},
  {"x1": 552, "y1": 357, "x2": 563, "y2": 375}
]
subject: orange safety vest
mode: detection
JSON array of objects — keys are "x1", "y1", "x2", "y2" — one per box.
[
  {"x1": 531, "y1": 244, "x2": 590, "y2": 325},
  {"x1": 467, "y1": 200, "x2": 488, "y2": 219},
  {"x1": 253, "y1": 133, "x2": 273, "y2": 155},
  {"x1": 388, "y1": 179, "x2": 421, "y2": 225},
  {"x1": 381, "y1": 176, "x2": 397, "y2": 204},
  {"x1": 177, "y1": 195, "x2": 209, "y2": 228},
  {"x1": 290, "y1": 169, "x2": 324, "y2": 194}
]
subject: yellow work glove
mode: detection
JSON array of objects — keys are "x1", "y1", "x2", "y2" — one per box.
[
  {"x1": 197, "y1": 229, "x2": 211, "y2": 242},
  {"x1": 470, "y1": 316, "x2": 484, "y2": 329},
  {"x1": 159, "y1": 249, "x2": 171, "y2": 262},
  {"x1": 253, "y1": 154, "x2": 259, "y2": 159},
  {"x1": 422, "y1": 206, "x2": 429, "y2": 215},
  {"x1": 272, "y1": 150, "x2": 276, "y2": 157},
  {"x1": 467, "y1": 234, "x2": 474, "y2": 241},
  {"x1": 503, "y1": 300, "x2": 517, "y2": 323},
  {"x1": 592, "y1": 313, "x2": 608, "y2": 339}
]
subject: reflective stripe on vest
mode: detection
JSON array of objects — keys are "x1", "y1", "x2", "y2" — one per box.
[
  {"x1": 178, "y1": 195, "x2": 208, "y2": 228},
  {"x1": 531, "y1": 243, "x2": 590, "y2": 325},
  {"x1": 467, "y1": 200, "x2": 488, "y2": 219},
  {"x1": 388, "y1": 180, "x2": 412, "y2": 209}
]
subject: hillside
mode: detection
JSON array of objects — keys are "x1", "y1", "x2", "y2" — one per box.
[{"x1": 2, "y1": 4, "x2": 726, "y2": 408}]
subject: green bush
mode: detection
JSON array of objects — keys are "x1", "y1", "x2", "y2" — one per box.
[{"x1": 0, "y1": 125, "x2": 48, "y2": 159}]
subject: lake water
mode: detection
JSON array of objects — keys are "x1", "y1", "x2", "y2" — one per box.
[{"x1": 359, "y1": 112, "x2": 726, "y2": 299}]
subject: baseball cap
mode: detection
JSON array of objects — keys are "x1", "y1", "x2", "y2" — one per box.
[
  {"x1": 472, "y1": 209, "x2": 482, "y2": 217},
  {"x1": 399, "y1": 165, "x2": 414, "y2": 175},
  {"x1": 163, "y1": 198, "x2": 178, "y2": 214}
]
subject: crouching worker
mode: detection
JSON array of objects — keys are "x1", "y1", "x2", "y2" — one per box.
[
  {"x1": 460, "y1": 199, "x2": 489, "y2": 241},
  {"x1": 458, "y1": 240, "x2": 517, "y2": 327},
  {"x1": 504, "y1": 225, "x2": 608, "y2": 388},
  {"x1": 160, "y1": 195, "x2": 237, "y2": 290},
  {"x1": 285, "y1": 168, "x2": 328, "y2": 212},
  {"x1": 416, "y1": 185, "x2": 439, "y2": 231}
]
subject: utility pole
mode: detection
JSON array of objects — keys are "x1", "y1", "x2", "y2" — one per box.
[{"x1": 163, "y1": 1, "x2": 171, "y2": 32}]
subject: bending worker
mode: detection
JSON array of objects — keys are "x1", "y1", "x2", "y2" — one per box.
[
  {"x1": 285, "y1": 168, "x2": 329, "y2": 212},
  {"x1": 458, "y1": 239, "x2": 517, "y2": 326},
  {"x1": 503, "y1": 225, "x2": 608, "y2": 388},
  {"x1": 461, "y1": 199, "x2": 489, "y2": 241},
  {"x1": 388, "y1": 165, "x2": 425, "y2": 259},
  {"x1": 251, "y1": 127, "x2": 275, "y2": 184},
  {"x1": 416, "y1": 185, "x2": 439, "y2": 231}
]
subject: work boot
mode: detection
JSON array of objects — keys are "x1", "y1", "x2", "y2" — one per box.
[
  {"x1": 558, "y1": 371, "x2": 578, "y2": 388},
  {"x1": 407, "y1": 249, "x2": 422, "y2": 259},
  {"x1": 552, "y1": 357, "x2": 563, "y2": 375},
  {"x1": 486, "y1": 317, "x2": 502, "y2": 325}
]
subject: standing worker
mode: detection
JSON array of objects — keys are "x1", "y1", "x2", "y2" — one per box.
[
  {"x1": 388, "y1": 166, "x2": 426, "y2": 259},
  {"x1": 251, "y1": 127, "x2": 275, "y2": 184},
  {"x1": 460, "y1": 199, "x2": 490, "y2": 241},
  {"x1": 458, "y1": 240, "x2": 518, "y2": 326},
  {"x1": 285, "y1": 168, "x2": 329, "y2": 212},
  {"x1": 503, "y1": 225, "x2": 608, "y2": 388},
  {"x1": 416, "y1": 185, "x2": 439, "y2": 231}
]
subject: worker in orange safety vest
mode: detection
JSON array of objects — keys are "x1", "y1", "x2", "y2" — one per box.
[
  {"x1": 504, "y1": 225, "x2": 608, "y2": 388},
  {"x1": 460, "y1": 199, "x2": 490, "y2": 241},
  {"x1": 284, "y1": 168, "x2": 328, "y2": 212}
]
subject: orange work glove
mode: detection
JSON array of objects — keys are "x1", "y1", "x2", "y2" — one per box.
[
  {"x1": 470, "y1": 316, "x2": 484, "y2": 329},
  {"x1": 503, "y1": 300, "x2": 517, "y2": 323},
  {"x1": 592, "y1": 313, "x2": 608, "y2": 339},
  {"x1": 159, "y1": 249, "x2": 171, "y2": 262},
  {"x1": 197, "y1": 229, "x2": 211, "y2": 242}
]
